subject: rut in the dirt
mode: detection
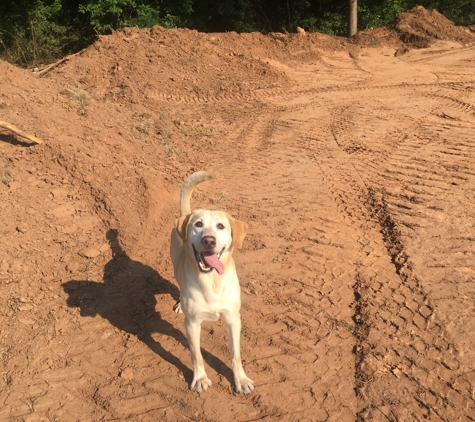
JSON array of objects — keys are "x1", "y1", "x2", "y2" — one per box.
[{"x1": 298, "y1": 97, "x2": 475, "y2": 420}]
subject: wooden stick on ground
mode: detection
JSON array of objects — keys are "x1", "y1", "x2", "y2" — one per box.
[
  {"x1": 0, "y1": 120, "x2": 43, "y2": 144},
  {"x1": 37, "y1": 49, "x2": 83, "y2": 77},
  {"x1": 37, "y1": 56, "x2": 69, "y2": 77}
]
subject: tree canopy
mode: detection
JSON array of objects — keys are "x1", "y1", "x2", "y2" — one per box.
[{"x1": 1, "y1": 0, "x2": 474, "y2": 67}]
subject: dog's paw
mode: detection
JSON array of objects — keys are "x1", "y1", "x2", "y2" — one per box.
[
  {"x1": 173, "y1": 301, "x2": 183, "y2": 313},
  {"x1": 235, "y1": 376, "x2": 254, "y2": 394},
  {"x1": 191, "y1": 376, "x2": 212, "y2": 393}
]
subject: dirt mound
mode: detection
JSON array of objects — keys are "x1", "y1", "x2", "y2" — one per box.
[
  {"x1": 389, "y1": 5, "x2": 475, "y2": 46},
  {"x1": 0, "y1": 26, "x2": 358, "y2": 323},
  {"x1": 42, "y1": 27, "x2": 354, "y2": 106},
  {"x1": 352, "y1": 26, "x2": 402, "y2": 49},
  {"x1": 354, "y1": 6, "x2": 475, "y2": 49}
]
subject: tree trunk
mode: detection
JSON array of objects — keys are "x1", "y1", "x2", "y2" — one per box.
[{"x1": 348, "y1": 0, "x2": 357, "y2": 37}]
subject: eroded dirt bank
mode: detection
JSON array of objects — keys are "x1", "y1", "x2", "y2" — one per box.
[{"x1": 1, "y1": 7, "x2": 475, "y2": 421}]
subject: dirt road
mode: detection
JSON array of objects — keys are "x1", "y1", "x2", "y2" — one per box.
[{"x1": 1, "y1": 9, "x2": 475, "y2": 421}]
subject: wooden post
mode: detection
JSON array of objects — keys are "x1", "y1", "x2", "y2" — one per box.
[{"x1": 348, "y1": 0, "x2": 357, "y2": 37}]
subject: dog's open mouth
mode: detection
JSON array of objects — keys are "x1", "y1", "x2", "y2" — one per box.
[{"x1": 193, "y1": 245, "x2": 225, "y2": 275}]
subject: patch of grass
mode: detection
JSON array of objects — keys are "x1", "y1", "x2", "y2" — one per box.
[
  {"x1": 157, "y1": 125, "x2": 172, "y2": 141},
  {"x1": 134, "y1": 113, "x2": 154, "y2": 135},
  {"x1": 210, "y1": 191, "x2": 229, "y2": 204},
  {"x1": 1, "y1": 172, "x2": 13, "y2": 185},
  {"x1": 189, "y1": 124, "x2": 218, "y2": 135},
  {"x1": 160, "y1": 139, "x2": 183, "y2": 159},
  {"x1": 3, "y1": 373, "x2": 13, "y2": 387},
  {"x1": 82, "y1": 260, "x2": 96, "y2": 274},
  {"x1": 243, "y1": 280, "x2": 260, "y2": 295},
  {"x1": 0, "y1": 348, "x2": 9, "y2": 361},
  {"x1": 66, "y1": 87, "x2": 92, "y2": 116},
  {"x1": 134, "y1": 123, "x2": 148, "y2": 133}
]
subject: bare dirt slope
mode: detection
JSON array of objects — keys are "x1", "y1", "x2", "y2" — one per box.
[{"x1": 1, "y1": 7, "x2": 475, "y2": 421}]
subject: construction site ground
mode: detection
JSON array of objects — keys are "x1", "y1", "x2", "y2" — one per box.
[{"x1": 1, "y1": 6, "x2": 475, "y2": 421}]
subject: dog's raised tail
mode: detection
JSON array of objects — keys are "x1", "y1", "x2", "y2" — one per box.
[{"x1": 180, "y1": 171, "x2": 213, "y2": 216}]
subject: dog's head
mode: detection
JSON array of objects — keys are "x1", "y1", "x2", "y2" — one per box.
[{"x1": 175, "y1": 210, "x2": 247, "y2": 275}]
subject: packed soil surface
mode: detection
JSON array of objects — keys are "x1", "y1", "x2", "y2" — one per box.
[{"x1": 1, "y1": 6, "x2": 475, "y2": 421}]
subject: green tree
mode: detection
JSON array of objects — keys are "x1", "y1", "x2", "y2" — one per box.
[{"x1": 0, "y1": 0, "x2": 93, "y2": 66}]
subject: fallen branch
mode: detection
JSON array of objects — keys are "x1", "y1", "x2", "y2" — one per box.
[
  {"x1": 0, "y1": 120, "x2": 43, "y2": 144},
  {"x1": 37, "y1": 56, "x2": 69, "y2": 77},
  {"x1": 37, "y1": 49, "x2": 84, "y2": 77}
]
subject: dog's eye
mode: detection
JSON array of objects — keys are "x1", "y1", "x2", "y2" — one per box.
[
  {"x1": 217, "y1": 223, "x2": 225, "y2": 230},
  {"x1": 195, "y1": 221, "x2": 203, "y2": 228}
]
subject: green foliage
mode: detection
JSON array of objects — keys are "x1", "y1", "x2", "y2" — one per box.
[
  {"x1": 79, "y1": 0, "x2": 138, "y2": 32},
  {"x1": 25, "y1": 0, "x2": 70, "y2": 57},
  {"x1": 0, "y1": 0, "x2": 94, "y2": 66},
  {"x1": 1, "y1": 0, "x2": 475, "y2": 68},
  {"x1": 78, "y1": 0, "x2": 194, "y2": 31},
  {"x1": 129, "y1": 5, "x2": 162, "y2": 28},
  {"x1": 358, "y1": 0, "x2": 408, "y2": 29},
  {"x1": 318, "y1": 11, "x2": 346, "y2": 36}
]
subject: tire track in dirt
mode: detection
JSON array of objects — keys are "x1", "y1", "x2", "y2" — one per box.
[
  {"x1": 152, "y1": 80, "x2": 475, "y2": 110},
  {"x1": 402, "y1": 45, "x2": 475, "y2": 64},
  {"x1": 377, "y1": 110, "x2": 475, "y2": 369},
  {"x1": 192, "y1": 82, "x2": 475, "y2": 419},
  {"x1": 423, "y1": 92, "x2": 475, "y2": 117},
  {"x1": 194, "y1": 109, "x2": 365, "y2": 420},
  {"x1": 328, "y1": 87, "x2": 475, "y2": 370},
  {"x1": 219, "y1": 94, "x2": 475, "y2": 420},
  {"x1": 307, "y1": 91, "x2": 475, "y2": 420}
]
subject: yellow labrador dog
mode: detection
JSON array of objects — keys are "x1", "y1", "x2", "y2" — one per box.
[{"x1": 170, "y1": 171, "x2": 254, "y2": 394}]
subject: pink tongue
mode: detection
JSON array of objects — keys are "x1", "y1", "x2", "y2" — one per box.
[{"x1": 202, "y1": 253, "x2": 225, "y2": 275}]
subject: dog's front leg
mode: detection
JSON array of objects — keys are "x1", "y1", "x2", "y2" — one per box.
[
  {"x1": 224, "y1": 313, "x2": 254, "y2": 394},
  {"x1": 185, "y1": 317, "x2": 212, "y2": 392}
]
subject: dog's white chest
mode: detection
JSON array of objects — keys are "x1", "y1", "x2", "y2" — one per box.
[{"x1": 195, "y1": 293, "x2": 225, "y2": 321}]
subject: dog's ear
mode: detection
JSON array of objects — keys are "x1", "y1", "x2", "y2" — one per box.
[
  {"x1": 175, "y1": 214, "x2": 192, "y2": 241},
  {"x1": 227, "y1": 214, "x2": 248, "y2": 249}
]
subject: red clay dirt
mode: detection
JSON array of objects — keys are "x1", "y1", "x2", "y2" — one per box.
[
  {"x1": 1, "y1": 6, "x2": 475, "y2": 421},
  {"x1": 354, "y1": 6, "x2": 475, "y2": 49}
]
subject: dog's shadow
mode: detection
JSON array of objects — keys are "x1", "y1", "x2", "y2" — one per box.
[{"x1": 62, "y1": 229, "x2": 233, "y2": 387}]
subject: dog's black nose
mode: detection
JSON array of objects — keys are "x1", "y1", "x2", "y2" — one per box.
[{"x1": 201, "y1": 236, "x2": 216, "y2": 250}]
